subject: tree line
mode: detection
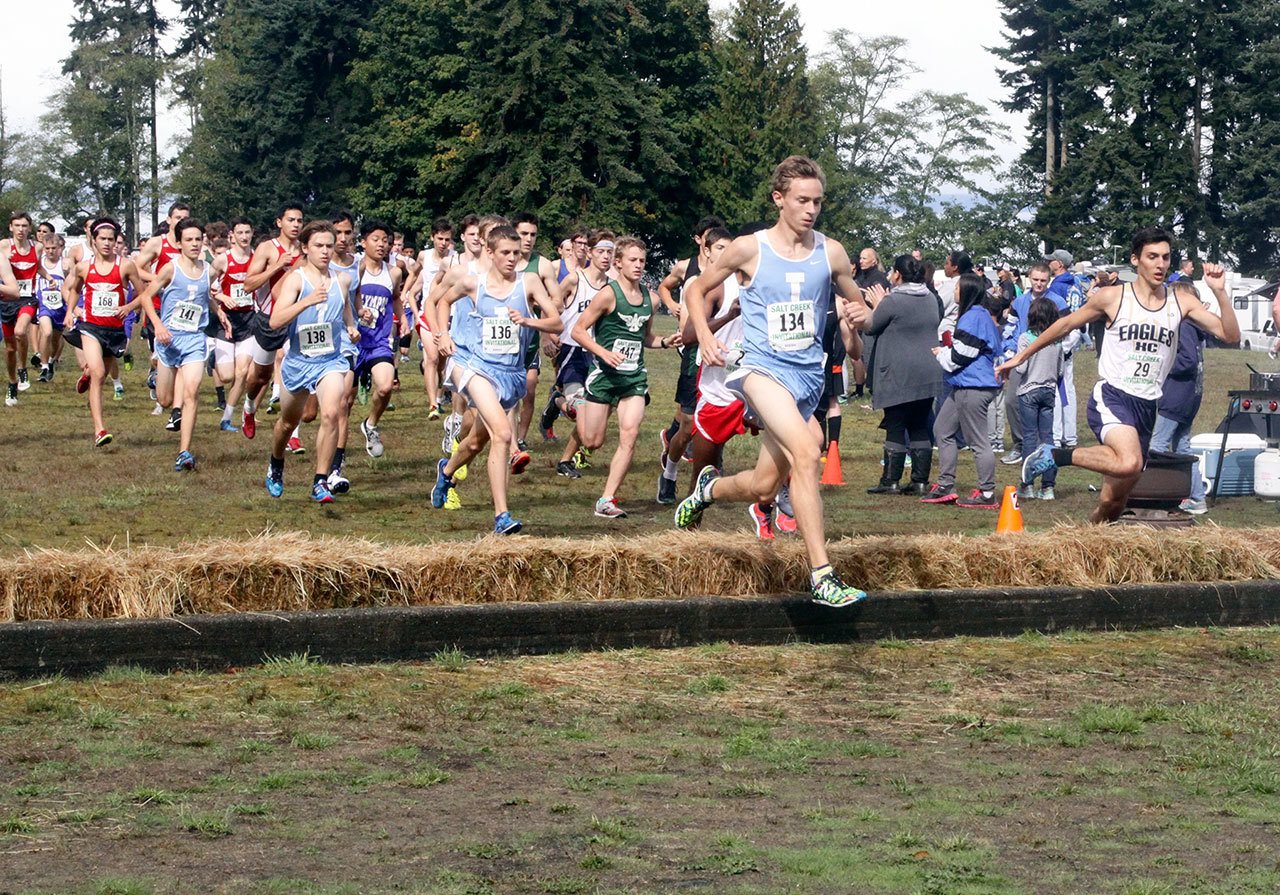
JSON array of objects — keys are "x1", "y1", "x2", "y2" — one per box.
[{"x1": 2, "y1": 0, "x2": 1278, "y2": 274}]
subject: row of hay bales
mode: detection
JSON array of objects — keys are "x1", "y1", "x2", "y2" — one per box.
[{"x1": 2, "y1": 526, "x2": 1278, "y2": 623}]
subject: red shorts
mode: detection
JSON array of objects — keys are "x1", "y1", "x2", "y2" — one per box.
[
  {"x1": 693, "y1": 396, "x2": 747, "y2": 446},
  {"x1": 2, "y1": 306, "x2": 36, "y2": 339}
]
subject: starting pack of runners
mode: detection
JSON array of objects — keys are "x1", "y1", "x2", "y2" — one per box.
[{"x1": 0, "y1": 155, "x2": 1241, "y2": 608}]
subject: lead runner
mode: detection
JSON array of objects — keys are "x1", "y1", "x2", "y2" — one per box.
[
  {"x1": 676, "y1": 155, "x2": 868, "y2": 607},
  {"x1": 999, "y1": 226, "x2": 1239, "y2": 523}
]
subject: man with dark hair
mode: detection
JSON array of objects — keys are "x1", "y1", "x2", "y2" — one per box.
[
  {"x1": 937, "y1": 250, "x2": 973, "y2": 340},
  {"x1": 1, "y1": 212, "x2": 40, "y2": 399},
  {"x1": 1003, "y1": 227, "x2": 1238, "y2": 523}
]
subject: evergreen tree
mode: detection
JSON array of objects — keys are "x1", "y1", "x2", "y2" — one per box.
[
  {"x1": 348, "y1": 0, "x2": 713, "y2": 257},
  {"x1": 704, "y1": 0, "x2": 817, "y2": 226},
  {"x1": 173, "y1": 0, "x2": 373, "y2": 228}
]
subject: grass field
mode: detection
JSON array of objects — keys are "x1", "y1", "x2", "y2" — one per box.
[
  {"x1": 1, "y1": 320, "x2": 1275, "y2": 554},
  {"x1": 2, "y1": 628, "x2": 1279, "y2": 894}
]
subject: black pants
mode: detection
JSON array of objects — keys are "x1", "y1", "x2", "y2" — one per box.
[{"x1": 880, "y1": 398, "x2": 934, "y2": 452}]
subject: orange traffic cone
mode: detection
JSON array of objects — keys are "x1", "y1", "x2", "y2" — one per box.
[
  {"x1": 996, "y1": 485, "x2": 1024, "y2": 534},
  {"x1": 821, "y1": 440, "x2": 845, "y2": 485}
]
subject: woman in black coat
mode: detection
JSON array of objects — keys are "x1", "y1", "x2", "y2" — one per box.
[{"x1": 860, "y1": 255, "x2": 944, "y2": 495}]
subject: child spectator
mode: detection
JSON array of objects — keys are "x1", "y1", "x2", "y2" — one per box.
[{"x1": 1016, "y1": 298, "x2": 1065, "y2": 500}]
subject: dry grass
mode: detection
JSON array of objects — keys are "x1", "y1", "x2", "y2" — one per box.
[{"x1": 3, "y1": 524, "x2": 1280, "y2": 623}]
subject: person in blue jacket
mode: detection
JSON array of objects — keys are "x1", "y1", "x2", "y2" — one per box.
[{"x1": 922, "y1": 273, "x2": 1005, "y2": 509}]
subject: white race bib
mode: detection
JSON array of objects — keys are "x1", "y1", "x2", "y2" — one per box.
[
  {"x1": 725, "y1": 341, "x2": 744, "y2": 374},
  {"x1": 611, "y1": 338, "x2": 642, "y2": 372},
  {"x1": 169, "y1": 300, "x2": 202, "y2": 333},
  {"x1": 18, "y1": 279, "x2": 33, "y2": 299},
  {"x1": 766, "y1": 301, "x2": 814, "y2": 352},
  {"x1": 42, "y1": 289, "x2": 64, "y2": 311},
  {"x1": 482, "y1": 316, "x2": 518, "y2": 355},
  {"x1": 298, "y1": 322, "x2": 334, "y2": 357},
  {"x1": 89, "y1": 287, "x2": 118, "y2": 318},
  {"x1": 228, "y1": 283, "x2": 252, "y2": 309}
]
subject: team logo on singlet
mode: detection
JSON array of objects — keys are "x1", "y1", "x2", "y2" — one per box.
[
  {"x1": 1114, "y1": 322, "x2": 1176, "y2": 350},
  {"x1": 617, "y1": 313, "x2": 649, "y2": 332}
]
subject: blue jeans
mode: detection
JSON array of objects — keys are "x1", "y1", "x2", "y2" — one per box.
[
  {"x1": 1149, "y1": 413, "x2": 1205, "y2": 502},
  {"x1": 1019, "y1": 387, "x2": 1057, "y2": 486}
]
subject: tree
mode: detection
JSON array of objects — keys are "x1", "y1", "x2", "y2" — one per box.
[
  {"x1": 66, "y1": 0, "x2": 169, "y2": 236},
  {"x1": 173, "y1": 0, "x2": 373, "y2": 228},
  {"x1": 168, "y1": 0, "x2": 226, "y2": 132},
  {"x1": 347, "y1": 0, "x2": 715, "y2": 258},
  {"x1": 703, "y1": 0, "x2": 818, "y2": 226},
  {"x1": 809, "y1": 30, "x2": 1018, "y2": 260}
]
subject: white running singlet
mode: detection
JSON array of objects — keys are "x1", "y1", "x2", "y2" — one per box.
[{"x1": 1097, "y1": 283, "x2": 1182, "y2": 400}]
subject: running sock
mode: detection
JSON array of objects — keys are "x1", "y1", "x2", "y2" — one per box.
[
  {"x1": 269, "y1": 455, "x2": 285, "y2": 477},
  {"x1": 271, "y1": 383, "x2": 280, "y2": 401},
  {"x1": 313, "y1": 474, "x2": 326, "y2": 487},
  {"x1": 215, "y1": 386, "x2": 226, "y2": 406},
  {"x1": 221, "y1": 405, "x2": 234, "y2": 423},
  {"x1": 112, "y1": 378, "x2": 123, "y2": 391},
  {"x1": 810, "y1": 564, "x2": 833, "y2": 587},
  {"x1": 853, "y1": 384, "x2": 864, "y2": 398},
  {"x1": 663, "y1": 419, "x2": 680, "y2": 444},
  {"x1": 332, "y1": 447, "x2": 345, "y2": 473},
  {"x1": 291, "y1": 425, "x2": 300, "y2": 439},
  {"x1": 827, "y1": 415, "x2": 842, "y2": 447},
  {"x1": 663, "y1": 457, "x2": 680, "y2": 480},
  {"x1": 1052, "y1": 447, "x2": 1074, "y2": 467}
]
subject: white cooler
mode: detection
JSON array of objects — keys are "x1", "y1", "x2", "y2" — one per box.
[
  {"x1": 1190, "y1": 433, "x2": 1267, "y2": 497},
  {"x1": 1254, "y1": 450, "x2": 1280, "y2": 498}
]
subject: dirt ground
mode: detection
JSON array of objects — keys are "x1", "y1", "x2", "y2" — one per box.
[{"x1": 2, "y1": 627, "x2": 1279, "y2": 894}]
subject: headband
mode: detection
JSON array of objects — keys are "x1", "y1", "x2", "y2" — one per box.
[{"x1": 594, "y1": 240, "x2": 615, "y2": 250}]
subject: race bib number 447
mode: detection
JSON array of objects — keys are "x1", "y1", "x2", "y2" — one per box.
[
  {"x1": 611, "y1": 338, "x2": 642, "y2": 372},
  {"x1": 766, "y1": 301, "x2": 814, "y2": 351}
]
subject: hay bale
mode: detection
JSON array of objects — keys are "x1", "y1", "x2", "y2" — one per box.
[{"x1": 2, "y1": 525, "x2": 1279, "y2": 623}]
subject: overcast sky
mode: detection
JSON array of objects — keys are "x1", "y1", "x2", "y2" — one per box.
[{"x1": 5, "y1": 0, "x2": 1027, "y2": 166}]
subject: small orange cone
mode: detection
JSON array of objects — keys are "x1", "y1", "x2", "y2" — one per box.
[
  {"x1": 996, "y1": 485, "x2": 1024, "y2": 534},
  {"x1": 821, "y1": 440, "x2": 845, "y2": 485}
]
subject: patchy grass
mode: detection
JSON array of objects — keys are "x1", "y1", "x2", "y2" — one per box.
[
  {"x1": 3, "y1": 628, "x2": 1280, "y2": 893},
  {"x1": 1, "y1": 347, "x2": 1275, "y2": 622}
]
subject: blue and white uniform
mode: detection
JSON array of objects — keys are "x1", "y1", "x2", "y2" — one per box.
[
  {"x1": 156, "y1": 260, "x2": 212, "y2": 369},
  {"x1": 451, "y1": 273, "x2": 534, "y2": 411},
  {"x1": 36, "y1": 257, "x2": 67, "y2": 327},
  {"x1": 727, "y1": 230, "x2": 832, "y2": 420},
  {"x1": 355, "y1": 259, "x2": 396, "y2": 376},
  {"x1": 280, "y1": 269, "x2": 355, "y2": 394}
]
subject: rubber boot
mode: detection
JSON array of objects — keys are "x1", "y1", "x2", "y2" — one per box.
[
  {"x1": 867, "y1": 450, "x2": 905, "y2": 494},
  {"x1": 900, "y1": 448, "x2": 933, "y2": 496}
]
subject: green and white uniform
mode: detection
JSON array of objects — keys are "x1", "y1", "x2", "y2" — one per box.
[
  {"x1": 522, "y1": 252, "x2": 543, "y2": 370},
  {"x1": 584, "y1": 281, "x2": 652, "y2": 406}
]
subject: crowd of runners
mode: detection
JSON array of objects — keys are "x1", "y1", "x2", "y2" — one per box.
[{"x1": 0, "y1": 155, "x2": 1241, "y2": 607}]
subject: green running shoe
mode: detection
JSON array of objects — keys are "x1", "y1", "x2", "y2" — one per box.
[
  {"x1": 674, "y1": 465, "x2": 719, "y2": 529},
  {"x1": 810, "y1": 572, "x2": 867, "y2": 608}
]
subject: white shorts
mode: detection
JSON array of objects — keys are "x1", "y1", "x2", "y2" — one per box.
[
  {"x1": 215, "y1": 337, "x2": 256, "y2": 367},
  {"x1": 250, "y1": 337, "x2": 279, "y2": 367}
]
